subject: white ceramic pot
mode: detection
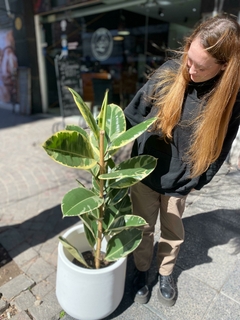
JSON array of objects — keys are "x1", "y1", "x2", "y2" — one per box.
[{"x1": 56, "y1": 223, "x2": 127, "y2": 320}]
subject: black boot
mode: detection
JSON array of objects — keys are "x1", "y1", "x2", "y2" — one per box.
[
  {"x1": 132, "y1": 267, "x2": 150, "y2": 304},
  {"x1": 157, "y1": 273, "x2": 176, "y2": 307}
]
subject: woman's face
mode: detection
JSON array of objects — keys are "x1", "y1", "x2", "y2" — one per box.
[{"x1": 187, "y1": 38, "x2": 226, "y2": 83}]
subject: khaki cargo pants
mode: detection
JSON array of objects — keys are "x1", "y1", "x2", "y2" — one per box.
[{"x1": 130, "y1": 182, "x2": 187, "y2": 276}]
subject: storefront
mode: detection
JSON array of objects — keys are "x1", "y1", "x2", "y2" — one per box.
[
  {"x1": 32, "y1": 0, "x2": 197, "y2": 115},
  {"x1": 0, "y1": 3, "x2": 18, "y2": 109},
  {"x1": 34, "y1": 0, "x2": 239, "y2": 115}
]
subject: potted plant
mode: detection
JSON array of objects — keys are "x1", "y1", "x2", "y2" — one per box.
[{"x1": 42, "y1": 88, "x2": 157, "y2": 320}]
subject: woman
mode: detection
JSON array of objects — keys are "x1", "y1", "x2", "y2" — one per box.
[{"x1": 124, "y1": 15, "x2": 240, "y2": 306}]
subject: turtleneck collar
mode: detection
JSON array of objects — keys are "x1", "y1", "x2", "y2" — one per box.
[{"x1": 188, "y1": 74, "x2": 221, "y2": 98}]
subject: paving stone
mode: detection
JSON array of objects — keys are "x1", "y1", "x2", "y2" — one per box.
[
  {"x1": 21, "y1": 257, "x2": 55, "y2": 283},
  {"x1": 0, "y1": 229, "x2": 25, "y2": 251},
  {"x1": 105, "y1": 301, "x2": 163, "y2": 320},
  {"x1": 0, "y1": 274, "x2": 35, "y2": 300},
  {"x1": 42, "y1": 235, "x2": 60, "y2": 250},
  {"x1": 177, "y1": 233, "x2": 238, "y2": 291},
  {"x1": 0, "y1": 243, "x2": 23, "y2": 287},
  {"x1": 12, "y1": 290, "x2": 35, "y2": 312},
  {"x1": 203, "y1": 293, "x2": 240, "y2": 320},
  {"x1": 147, "y1": 268, "x2": 217, "y2": 320},
  {"x1": 31, "y1": 280, "x2": 54, "y2": 300},
  {"x1": 183, "y1": 209, "x2": 240, "y2": 249},
  {"x1": 221, "y1": 259, "x2": 240, "y2": 302},
  {"x1": 46, "y1": 273, "x2": 57, "y2": 288},
  {"x1": 11, "y1": 310, "x2": 31, "y2": 320},
  {"x1": 0, "y1": 298, "x2": 9, "y2": 314},
  {"x1": 28, "y1": 290, "x2": 62, "y2": 320},
  {"x1": 52, "y1": 315, "x2": 64, "y2": 320},
  {"x1": 9, "y1": 243, "x2": 38, "y2": 267}
]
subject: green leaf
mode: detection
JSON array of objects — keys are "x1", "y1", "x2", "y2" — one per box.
[
  {"x1": 65, "y1": 124, "x2": 88, "y2": 140},
  {"x1": 98, "y1": 103, "x2": 127, "y2": 157},
  {"x1": 106, "y1": 157, "x2": 115, "y2": 170},
  {"x1": 105, "y1": 104, "x2": 126, "y2": 141},
  {"x1": 105, "y1": 229, "x2": 143, "y2": 261},
  {"x1": 68, "y1": 88, "x2": 100, "y2": 141},
  {"x1": 89, "y1": 132, "x2": 100, "y2": 160},
  {"x1": 81, "y1": 214, "x2": 98, "y2": 248},
  {"x1": 59, "y1": 236, "x2": 91, "y2": 268},
  {"x1": 84, "y1": 225, "x2": 96, "y2": 248},
  {"x1": 42, "y1": 130, "x2": 97, "y2": 169},
  {"x1": 89, "y1": 208, "x2": 100, "y2": 219},
  {"x1": 102, "y1": 206, "x2": 117, "y2": 232},
  {"x1": 108, "y1": 117, "x2": 157, "y2": 151},
  {"x1": 114, "y1": 194, "x2": 132, "y2": 214},
  {"x1": 62, "y1": 187, "x2": 104, "y2": 217},
  {"x1": 108, "y1": 215, "x2": 147, "y2": 233},
  {"x1": 99, "y1": 155, "x2": 157, "y2": 188},
  {"x1": 107, "y1": 188, "x2": 129, "y2": 205},
  {"x1": 109, "y1": 177, "x2": 139, "y2": 189},
  {"x1": 103, "y1": 195, "x2": 132, "y2": 233},
  {"x1": 90, "y1": 161, "x2": 100, "y2": 178},
  {"x1": 92, "y1": 176, "x2": 100, "y2": 194},
  {"x1": 117, "y1": 154, "x2": 157, "y2": 171},
  {"x1": 98, "y1": 90, "x2": 108, "y2": 131}
]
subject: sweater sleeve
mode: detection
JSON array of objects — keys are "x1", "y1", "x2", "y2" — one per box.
[
  {"x1": 124, "y1": 80, "x2": 153, "y2": 129},
  {"x1": 124, "y1": 60, "x2": 177, "y2": 128},
  {"x1": 194, "y1": 100, "x2": 240, "y2": 190}
]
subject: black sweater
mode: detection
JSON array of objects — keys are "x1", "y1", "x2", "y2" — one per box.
[{"x1": 124, "y1": 61, "x2": 240, "y2": 196}]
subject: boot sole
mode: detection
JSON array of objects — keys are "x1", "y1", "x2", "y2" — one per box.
[
  {"x1": 157, "y1": 288, "x2": 176, "y2": 307},
  {"x1": 134, "y1": 291, "x2": 150, "y2": 304}
]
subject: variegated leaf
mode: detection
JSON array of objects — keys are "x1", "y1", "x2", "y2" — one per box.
[
  {"x1": 97, "y1": 89, "x2": 108, "y2": 131},
  {"x1": 81, "y1": 213, "x2": 98, "y2": 248},
  {"x1": 116, "y1": 154, "x2": 157, "y2": 171},
  {"x1": 65, "y1": 124, "x2": 88, "y2": 140},
  {"x1": 99, "y1": 155, "x2": 157, "y2": 188},
  {"x1": 105, "y1": 104, "x2": 126, "y2": 141},
  {"x1": 102, "y1": 206, "x2": 118, "y2": 232},
  {"x1": 114, "y1": 194, "x2": 132, "y2": 213},
  {"x1": 108, "y1": 215, "x2": 146, "y2": 233},
  {"x1": 92, "y1": 176, "x2": 100, "y2": 194},
  {"x1": 42, "y1": 130, "x2": 97, "y2": 169},
  {"x1": 89, "y1": 131, "x2": 100, "y2": 159},
  {"x1": 101, "y1": 168, "x2": 150, "y2": 180},
  {"x1": 62, "y1": 187, "x2": 104, "y2": 217},
  {"x1": 105, "y1": 229, "x2": 143, "y2": 261},
  {"x1": 107, "y1": 188, "x2": 129, "y2": 206},
  {"x1": 68, "y1": 88, "x2": 100, "y2": 141},
  {"x1": 108, "y1": 117, "x2": 157, "y2": 151},
  {"x1": 109, "y1": 177, "x2": 140, "y2": 189},
  {"x1": 59, "y1": 236, "x2": 91, "y2": 268},
  {"x1": 103, "y1": 194, "x2": 132, "y2": 232}
]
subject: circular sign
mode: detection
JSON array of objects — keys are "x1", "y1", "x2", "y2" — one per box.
[
  {"x1": 91, "y1": 28, "x2": 113, "y2": 61},
  {"x1": 15, "y1": 17, "x2": 22, "y2": 31}
]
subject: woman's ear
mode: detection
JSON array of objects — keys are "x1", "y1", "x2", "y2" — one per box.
[{"x1": 221, "y1": 63, "x2": 227, "y2": 71}]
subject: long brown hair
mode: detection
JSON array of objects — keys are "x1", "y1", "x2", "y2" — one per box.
[{"x1": 152, "y1": 15, "x2": 240, "y2": 177}]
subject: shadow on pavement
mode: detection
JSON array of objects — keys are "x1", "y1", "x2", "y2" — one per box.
[
  {"x1": 0, "y1": 197, "x2": 240, "y2": 318},
  {"x1": 0, "y1": 204, "x2": 79, "y2": 254},
  {"x1": 0, "y1": 108, "x2": 55, "y2": 130},
  {"x1": 104, "y1": 208, "x2": 240, "y2": 318}
]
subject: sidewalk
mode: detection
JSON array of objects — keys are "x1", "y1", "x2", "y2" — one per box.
[{"x1": 0, "y1": 108, "x2": 239, "y2": 320}]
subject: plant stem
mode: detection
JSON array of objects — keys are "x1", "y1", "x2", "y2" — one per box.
[{"x1": 95, "y1": 130, "x2": 105, "y2": 269}]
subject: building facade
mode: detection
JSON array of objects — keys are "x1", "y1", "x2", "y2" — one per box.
[{"x1": 0, "y1": 0, "x2": 239, "y2": 114}]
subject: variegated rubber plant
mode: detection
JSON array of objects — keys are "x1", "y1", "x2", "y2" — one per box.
[{"x1": 42, "y1": 88, "x2": 157, "y2": 269}]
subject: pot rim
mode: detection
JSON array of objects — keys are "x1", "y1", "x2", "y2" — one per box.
[{"x1": 58, "y1": 223, "x2": 126, "y2": 275}]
